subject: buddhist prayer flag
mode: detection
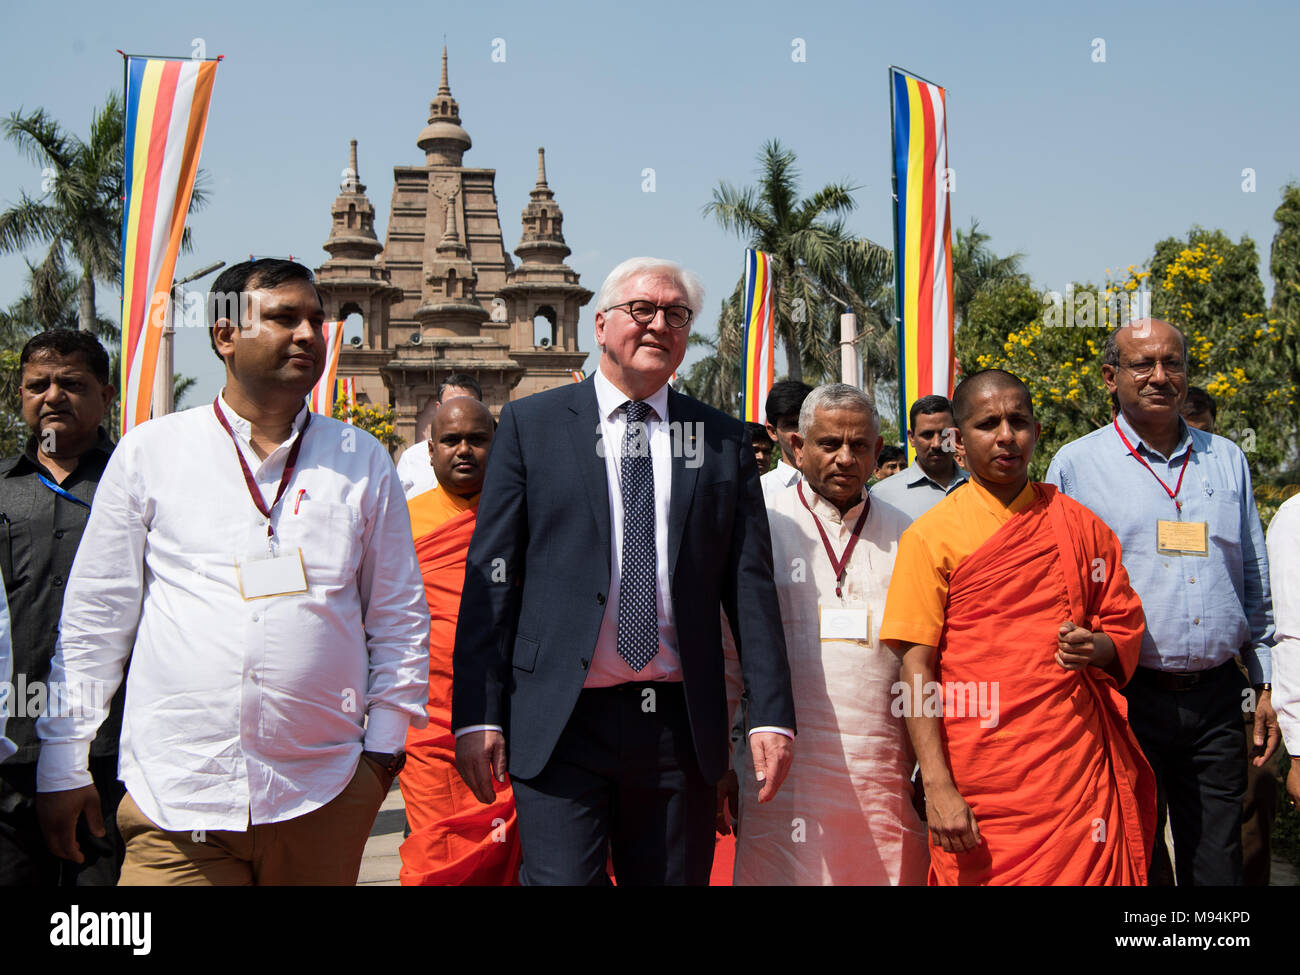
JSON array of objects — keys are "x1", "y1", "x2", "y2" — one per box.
[
  {"x1": 890, "y1": 66, "x2": 954, "y2": 461},
  {"x1": 118, "y1": 54, "x2": 219, "y2": 435},
  {"x1": 307, "y1": 321, "x2": 345, "y2": 414},
  {"x1": 739, "y1": 249, "x2": 775, "y2": 424},
  {"x1": 337, "y1": 376, "x2": 357, "y2": 423},
  {"x1": 571, "y1": 369, "x2": 584, "y2": 383}
]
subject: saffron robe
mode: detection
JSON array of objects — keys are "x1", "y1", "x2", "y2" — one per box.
[
  {"x1": 880, "y1": 480, "x2": 1155, "y2": 886},
  {"x1": 398, "y1": 486, "x2": 521, "y2": 886},
  {"x1": 725, "y1": 483, "x2": 929, "y2": 885}
]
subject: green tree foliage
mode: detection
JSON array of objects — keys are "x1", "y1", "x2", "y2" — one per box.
[
  {"x1": 1147, "y1": 229, "x2": 1292, "y2": 474},
  {"x1": 1, "y1": 94, "x2": 126, "y2": 332},
  {"x1": 703, "y1": 140, "x2": 892, "y2": 388},
  {"x1": 331, "y1": 396, "x2": 402, "y2": 450},
  {"x1": 951, "y1": 218, "x2": 1026, "y2": 330}
]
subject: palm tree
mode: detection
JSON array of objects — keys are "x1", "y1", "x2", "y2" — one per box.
[
  {"x1": 1, "y1": 94, "x2": 125, "y2": 331},
  {"x1": 704, "y1": 140, "x2": 892, "y2": 383},
  {"x1": 0, "y1": 92, "x2": 207, "y2": 332},
  {"x1": 951, "y1": 218, "x2": 1026, "y2": 330},
  {"x1": 678, "y1": 290, "x2": 744, "y2": 412}
]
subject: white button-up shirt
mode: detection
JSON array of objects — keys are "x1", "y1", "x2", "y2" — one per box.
[
  {"x1": 586, "y1": 368, "x2": 681, "y2": 686},
  {"x1": 396, "y1": 439, "x2": 438, "y2": 499},
  {"x1": 1267, "y1": 493, "x2": 1300, "y2": 750},
  {"x1": 37, "y1": 395, "x2": 429, "y2": 831},
  {"x1": 761, "y1": 459, "x2": 801, "y2": 504}
]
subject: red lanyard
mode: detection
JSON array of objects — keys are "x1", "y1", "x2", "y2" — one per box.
[
  {"x1": 212, "y1": 397, "x2": 311, "y2": 539},
  {"x1": 1113, "y1": 418, "x2": 1191, "y2": 513},
  {"x1": 797, "y1": 481, "x2": 870, "y2": 599}
]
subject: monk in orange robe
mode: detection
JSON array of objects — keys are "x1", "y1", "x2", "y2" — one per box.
[
  {"x1": 881, "y1": 369, "x2": 1155, "y2": 885},
  {"x1": 399, "y1": 397, "x2": 521, "y2": 885}
]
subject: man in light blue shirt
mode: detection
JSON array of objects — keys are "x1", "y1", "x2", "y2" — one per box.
[
  {"x1": 870, "y1": 394, "x2": 967, "y2": 522},
  {"x1": 1045, "y1": 318, "x2": 1277, "y2": 886}
]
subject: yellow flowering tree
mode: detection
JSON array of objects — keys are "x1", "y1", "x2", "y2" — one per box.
[
  {"x1": 957, "y1": 277, "x2": 1120, "y2": 478},
  {"x1": 331, "y1": 397, "x2": 403, "y2": 451},
  {"x1": 1142, "y1": 229, "x2": 1294, "y2": 474}
]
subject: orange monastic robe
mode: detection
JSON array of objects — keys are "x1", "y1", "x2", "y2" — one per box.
[
  {"x1": 881, "y1": 480, "x2": 1156, "y2": 886},
  {"x1": 399, "y1": 485, "x2": 521, "y2": 886}
]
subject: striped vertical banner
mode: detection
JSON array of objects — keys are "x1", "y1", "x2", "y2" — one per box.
[
  {"x1": 307, "y1": 321, "x2": 345, "y2": 414},
  {"x1": 739, "y1": 249, "x2": 775, "y2": 423},
  {"x1": 338, "y1": 376, "x2": 357, "y2": 423},
  {"x1": 890, "y1": 66, "x2": 954, "y2": 463},
  {"x1": 119, "y1": 54, "x2": 219, "y2": 435},
  {"x1": 571, "y1": 369, "x2": 584, "y2": 383}
]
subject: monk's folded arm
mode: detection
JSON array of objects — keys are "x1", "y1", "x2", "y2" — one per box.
[{"x1": 893, "y1": 641, "x2": 957, "y2": 793}]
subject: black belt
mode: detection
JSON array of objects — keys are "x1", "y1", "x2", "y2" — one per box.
[{"x1": 1132, "y1": 659, "x2": 1236, "y2": 692}]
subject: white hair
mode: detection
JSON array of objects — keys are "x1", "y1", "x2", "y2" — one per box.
[
  {"x1": 798, "y1": 383, "x2": 879, "y2": 437},
  {"x1": 593, "y1": 257, "x2": 706, "y2": 321}
]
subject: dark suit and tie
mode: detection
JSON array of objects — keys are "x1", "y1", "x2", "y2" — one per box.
[{"x1": 452, "y1": 261, "x2": 796, "y2": 884}]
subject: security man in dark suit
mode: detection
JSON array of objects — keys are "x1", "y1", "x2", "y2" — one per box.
[{"x1": 453, "y1": 257, "x2": 796, "y2": 885}]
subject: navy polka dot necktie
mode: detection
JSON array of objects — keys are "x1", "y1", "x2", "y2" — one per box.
[{"x1": 617, "y1": 400, "x2": 658, "y2": 672}]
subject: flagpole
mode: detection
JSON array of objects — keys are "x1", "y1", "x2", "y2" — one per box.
[
  {"x1": 153, "y1": 260, "x2": 224, "y2": 418},
  {"x1": 888, "y1": 67, "x2": 906, "y2": 447}
]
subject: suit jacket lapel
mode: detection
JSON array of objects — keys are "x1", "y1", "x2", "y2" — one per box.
[
  {"x1": 667, "y1": 387, "x2": 700, "y2": 574},
  {"x1": 565, "y1": 379, "x2": 612, "y2": 563}
]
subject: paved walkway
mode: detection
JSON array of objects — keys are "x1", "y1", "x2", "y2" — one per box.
[
  {"x1": 359, "y1": 782, "x2": 1299, "y2": 886},
  {"x1": 358, "y1": 780, "x2": 404, "y2": 886}
]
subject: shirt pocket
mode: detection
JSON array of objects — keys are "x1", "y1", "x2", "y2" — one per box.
[
  {"x1": 1208, "y1": 493, "x2": 1242, "y2": 551},
  {"x1": 287, "y1": 500, "x2": 362, "y2": 588}
]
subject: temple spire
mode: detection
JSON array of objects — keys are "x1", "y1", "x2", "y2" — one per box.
[
  {"x1": 417, "y1": 45, "x2": 472, "y2": 166},
  {"x1": 535, "y1": 147, "x2": 548, "y2": 188}
]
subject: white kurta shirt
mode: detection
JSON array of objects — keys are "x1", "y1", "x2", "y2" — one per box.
[
  {"x1": 1267, "y1": 493, "x2": 1300, "y2": 750},
  {"x1": 37, "y1": 396, "x2": 429, "y2": 831},
  {"x1": 729, "y1": 482, "x2": 929, "y2": 885}
]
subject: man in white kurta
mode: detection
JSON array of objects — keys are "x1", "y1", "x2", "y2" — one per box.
[{"x1": 726, "y1": 383, "x2": 929, "y2": 885}]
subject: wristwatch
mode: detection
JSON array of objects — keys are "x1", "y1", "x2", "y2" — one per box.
[{"x1": 362, "y1": 750, "x2": 406, "y2": 777}]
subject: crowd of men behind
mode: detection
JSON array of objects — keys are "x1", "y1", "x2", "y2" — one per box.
[{"x1": 0, "y1": 255, "x2": 1297, "y2": 886}]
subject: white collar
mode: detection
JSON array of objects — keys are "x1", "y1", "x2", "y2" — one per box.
[
  {"x1": 593, "y1": 367, "x2": 670, "y2": 423},
  {"x1": 216, "y1": 391, "x2": 310, "y2": 449}
]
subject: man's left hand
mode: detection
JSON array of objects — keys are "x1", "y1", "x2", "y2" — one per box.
[
  {"x1": 1250, "y1": 689, "x2": 1280, "y2": 767},
  {"x1": 749, "y1": 732, "x2": 793, "y2": 803},
  {"x1": 1055, "y1": 622, "x2": 1115, "y2": 671}
]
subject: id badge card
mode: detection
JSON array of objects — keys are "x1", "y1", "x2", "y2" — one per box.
[
  {"x1": 1156, "y1": 519, "x2": 1209, "y2": 556},
  {"x1": 819, "y1": 605, "x2": 871, "y2": 641},
  {"x1": 237, "y1": 549, "x2": 309, "y2": 599}
]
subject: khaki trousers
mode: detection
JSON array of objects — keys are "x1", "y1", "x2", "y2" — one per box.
[{"x1": 117, "y1": 757, "x2": 391, "y2": 885}]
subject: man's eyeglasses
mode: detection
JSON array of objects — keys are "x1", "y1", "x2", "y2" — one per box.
[
  {"x1": 1117, "y1": 358, "x2": 1186, "y2": 381},
  {"x1": 604, "y1": 300, "x2": 693, "y2": 330}
]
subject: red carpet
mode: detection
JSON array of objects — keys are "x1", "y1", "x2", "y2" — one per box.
[{"x1": 709, "y1": 833, "x2": 735, "y2": 886}]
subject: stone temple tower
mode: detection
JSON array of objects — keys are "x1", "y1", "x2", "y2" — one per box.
[{"x1": 315, "y1": 47, "x2": 592, "y2": 447}]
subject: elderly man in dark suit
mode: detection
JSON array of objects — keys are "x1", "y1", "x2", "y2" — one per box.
[{"x1": 453, "y1": 257, "x2": 795, "y2": 885}]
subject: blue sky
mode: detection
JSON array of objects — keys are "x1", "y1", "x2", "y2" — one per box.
[{"x1": 3, "y1": 0, "x2": 1297, "y2": 404}]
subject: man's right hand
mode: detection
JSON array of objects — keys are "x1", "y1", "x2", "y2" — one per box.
[
  {"x1": 925, "y1": 780, "x2": 981, "y2": 854},
  {"x1": 36, "y1": 785, "x2": 104, "y2": 864},
  {"x1": 455, "y1": 730, "x2": 508, "y2": 804}
]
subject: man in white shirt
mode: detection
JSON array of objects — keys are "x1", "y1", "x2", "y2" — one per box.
[
  {"x1": 395, "y1": 373, "x2": 482, "y2": 499},
  {"x1": 1267, "y1": 493, "x2": 1300, "y2": 810},
  {"x1": 760, "y1": 380, "x2": 812, "y2": 503},
  {"x1": 36, "y1": 259, "x2": 429, "y2": 885},
  {"x1": 870, "y1": 394, "x2": 967, "y2": 522},
  {"x1": 726, "y1": 384, "x2": 928, "y2": 885}
]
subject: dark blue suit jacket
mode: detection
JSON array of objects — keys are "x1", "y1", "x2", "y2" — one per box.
[{"x1": 451, "y1": 377, "x2": 795, "y2": 783}]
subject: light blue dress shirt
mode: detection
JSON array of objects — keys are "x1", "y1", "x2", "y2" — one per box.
[
  {"x1": 869, "y1": 462, "x2": 968, "y2": 523},
  {"x1": 1045, "y1": 412, "x2": 1273, "y2": 684}
]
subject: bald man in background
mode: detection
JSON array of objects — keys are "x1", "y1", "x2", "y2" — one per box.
[{"x1": 399, "y1": 397, "x2": 519, "y2": 885}]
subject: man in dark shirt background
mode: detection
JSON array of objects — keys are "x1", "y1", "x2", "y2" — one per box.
[{"x1": 0, "y1": 329, "x2": 124, "y2": 885}]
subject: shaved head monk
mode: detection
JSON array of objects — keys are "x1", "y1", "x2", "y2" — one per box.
[
  {"x1": 398, "y1": 397, "x2": 519, "y2": 885},
  {"x1": 880, "y1": 369, "x2": 1156, "y2": 885}
]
